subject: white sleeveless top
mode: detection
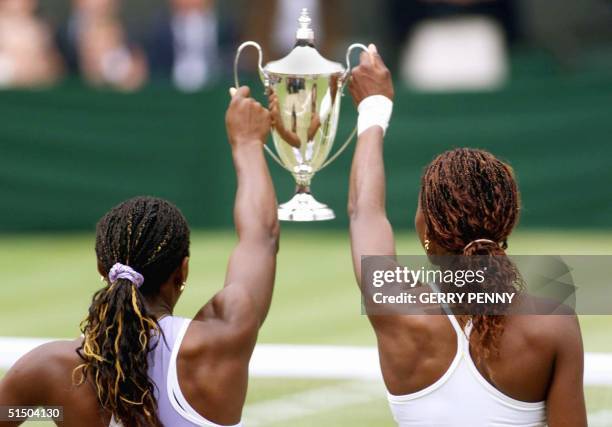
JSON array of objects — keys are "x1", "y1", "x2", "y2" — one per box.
[
  {"x1": 387, "y1": 314, "x2": 547, "y2": 427},
  {"x1": 110, "y1": 316, "x2": 243, "y2": 427}
]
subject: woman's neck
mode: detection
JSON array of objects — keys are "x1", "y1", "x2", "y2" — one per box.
[{"x1": 143, "y1": 295, "x2": 174, "y2": 320}]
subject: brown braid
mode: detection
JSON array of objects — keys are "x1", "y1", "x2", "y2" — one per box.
[
  {"x1": 420, "y1": 148, "x2": 521, "y2": 363},
  {"x1": 73, "y1": 197, "x2": 190, "y2": 427}
]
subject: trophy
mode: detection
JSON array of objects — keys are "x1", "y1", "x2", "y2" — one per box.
[{"x1": 234, "y1": 8, "x2": 366, "y2": 221}]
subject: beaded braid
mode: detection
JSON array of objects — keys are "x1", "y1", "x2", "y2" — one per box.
[
  {"x1": 420, "y1": 148, "x2": 521, "y2": 364},
  {"x1": 74, "y1": 197, "x2": 190, "y2": 427}
]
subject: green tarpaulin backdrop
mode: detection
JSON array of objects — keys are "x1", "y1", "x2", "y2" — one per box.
[{"x1": 1, "y1": 71, "x2": 611, "y2": 232}]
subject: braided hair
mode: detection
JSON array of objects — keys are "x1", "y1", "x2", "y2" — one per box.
[
  {"x1": 420, "y1": 148, "x2": 521, "y2": 363},
  {"x1": 73, "y1": 196, "x2": 190, "y2": 427}
]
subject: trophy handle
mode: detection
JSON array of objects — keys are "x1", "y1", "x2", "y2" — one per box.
[
  {"x1": 319, "y1": 43, "x2": 368, "y2": 170},
  {"x1": 234, "y1": 41, "x2": 268, "y2": 89},
  {"x1": 340, "y1": 43, "x2": 369, "y2": 85},
  {"x1": 234, "y1": 42, "x2": 289, "y2": 170}
]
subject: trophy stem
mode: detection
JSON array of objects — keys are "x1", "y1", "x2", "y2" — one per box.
[
  {"x1": 296, "y1": 184, "x2": 310, "y2": 194},
  {"x1": 277, "y1": 185, "x2": 335, "y2": 222}
]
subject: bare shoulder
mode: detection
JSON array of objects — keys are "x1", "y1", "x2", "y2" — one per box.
[
  {"x1": 544, "y1": 314, "x2": 582, "y2": 350},
  {"x1": 372, "y1": 313, "x2": 452, "y2": 355},
  {"x1": 10, "y1": 339, "x2": 80, "y2": 377},
  {"x1": 507, "y1": 312, "x2": 582, "y2": 352},
  {"x1": 370, "y1": 310, "x2": 449, "y2": 336},
  {"x1": 1, "y1": 339, "x2": 83, "y2": 403}
]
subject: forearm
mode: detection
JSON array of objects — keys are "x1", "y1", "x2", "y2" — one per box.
[
  {"x1": 348, "y1": 126, "x2": 395, "y2": 285},
  {"x1": 231, "y1": 143, "x2": 279, "y2": 242},
  {"x1": 225, "y1": 142, "x2": 279, "y2": 324},
  {"x1": 348, "y1": 126, "x2": 387, "y2": 219}
]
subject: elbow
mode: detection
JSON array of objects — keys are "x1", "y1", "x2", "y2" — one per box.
[
  {"x1": 347, "y1": 200, "x2": 386, "y2": 224},
  {"x1": 268, "y1": 218, "x2": 280, "y2": 254},
  {"x1": 347, "y1": 199, "x2": 357, "y2": 221},
  {"x1": 243, "y1": 216, "x2": 280, "y2": 254},
  {"x1": 255, "y1": 216, "x2": 280, "y2": 254},
  {"x1": 236, "y1": 210, "x2": 280, "y2": 253},
  {"x1": 347, "y1": 197, "x2": 366, "y2": 222},
  {"x1": 263, "y1": 210, "x2": 280, "y2": 253}
]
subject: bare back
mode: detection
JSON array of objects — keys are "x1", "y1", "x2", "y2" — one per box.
[
  {"x1": 0, "y1": 314, "x2": 254, "y2": 427},
  {"x1": 376, "y1": 313, "x2": 569, "y2": 402}
]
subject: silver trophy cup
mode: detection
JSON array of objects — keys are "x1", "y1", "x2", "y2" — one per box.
[{"x1": 234, "y1": 8, "x2": 366, "y2": 221}]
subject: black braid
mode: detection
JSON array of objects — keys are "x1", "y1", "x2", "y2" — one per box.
[{"x1": 74, "y1": 196, "x2": 190, "y2": 427}]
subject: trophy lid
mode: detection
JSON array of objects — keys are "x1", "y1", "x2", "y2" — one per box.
[{"x1": 264, "y1": 8, "x2": 344, "y2": 76}]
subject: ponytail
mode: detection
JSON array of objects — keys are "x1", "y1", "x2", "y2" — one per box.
[
  {"x1": 420, "y1": 148, "x2": 521, "y2": 366},
  {"x1": 74, "y1": 277, "x2": 163, "y2": 427},
  {"x1": 460, "y1": 239, "x2": 522, "y2": 365},
  {"x1": 78, "y1": 197, "x2": 190, "y2": 426}
]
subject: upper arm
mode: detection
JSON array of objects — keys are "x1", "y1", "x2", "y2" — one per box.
[
  {"x1": 349, "y1": 196, "x2": 399, "y2": 333},
  {"x1": 546, "y1": 315, "x2": 587, "y2": 427},
  {"x1": 223, "y1": 234, "x2": 278, "y2": 324},
  {"x1": 193, "y1": 231, "x2": 278, "y2": 328},
  {"x1": 192, "y1": 285, "x2": 260, "y2": 358}
]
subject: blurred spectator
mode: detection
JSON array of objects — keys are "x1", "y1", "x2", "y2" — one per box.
[
  {"x1": 522, "y1": 0, "x2": 612, "y2": 69},
  {"x1": 0, "y1": 0, "x2": 63, "y2": 88},
  {"x1": 242, "y1": 0, "x2": 345, "y2": 64},
  {"x1": 61, "y1": 0, "x2": 148, "y2": 91},
  {"x1": 388, "y1": 0, "x2": 517, "y2": 47},
  {"x1": 389, "y1": 0, "x2": 515, "y2": 91},
  {"x1": 148, "y1": 0, "x2": 219, "y2": 92}
]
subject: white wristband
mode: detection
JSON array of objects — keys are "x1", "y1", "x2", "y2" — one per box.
[{"x1": 357, "y1": 95, "x2": 393, "y2": 137}]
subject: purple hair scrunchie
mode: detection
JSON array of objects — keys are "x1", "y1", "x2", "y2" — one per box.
[{"x1": 108, "y1": 263, "x2": 144, "y2": 288}]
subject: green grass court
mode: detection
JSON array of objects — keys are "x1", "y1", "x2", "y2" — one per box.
[{"x1": 1, "y1": 229, "x2": 611, "y2": 426}]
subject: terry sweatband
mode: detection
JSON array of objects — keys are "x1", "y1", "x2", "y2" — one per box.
[{"x1": 357, "y1": 95, "x2": 393, "y2": 136}]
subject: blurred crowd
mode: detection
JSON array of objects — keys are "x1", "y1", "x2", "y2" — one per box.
[
  {"x1": 1, "y1": 0, "x2": 610, "y2": 92},
  {"x1": 1, "y1": 0, "x2": 224, "y2": 91}
]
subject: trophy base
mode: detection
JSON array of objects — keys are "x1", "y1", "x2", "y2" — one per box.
[{"x1": 278, "y1": 192, "x2": 335, "y2": 222}]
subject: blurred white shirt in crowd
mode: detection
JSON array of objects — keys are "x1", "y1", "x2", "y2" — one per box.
[
  {"x1": 401, "y1": 16, "x2": 508, "y2": 91},
  {"x1": 172, "y1": 8, "x2": 218, "y2": 92}
]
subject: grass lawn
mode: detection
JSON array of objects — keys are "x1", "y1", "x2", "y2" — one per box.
[{"x1": 1, "y1": 229, "x2": 611, "y2": 426}]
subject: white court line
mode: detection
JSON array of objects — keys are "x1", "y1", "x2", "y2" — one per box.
[
  {"x1": 589, "y1": 410, "x2": 612, "y2": 427},
  {"x1": 1, "y1": 337, "x2": 612, "y2": 386},
  {"x1": 2, "y1": 337, "x2": 611, "y2": 425},
  {"x1": 249, "y1": 344, "x2": 382, "y2": 380},
  {"x1": 244, "y1": 380, "x2": 384, "y2": 426}
]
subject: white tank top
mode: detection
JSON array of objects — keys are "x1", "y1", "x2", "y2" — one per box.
[
  {"x1": 387, "y1": 314, "x2": 547, "y2": 427},
  {"x1": 110, "y1": 316, "x2": 243, "y2": 427}
]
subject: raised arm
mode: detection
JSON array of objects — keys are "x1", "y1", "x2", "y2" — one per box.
[
  {"x1": 195, "y1": 86, "x2": 279, "y2": 332},
  {"x1": 347, "y1": 45, "x2": 396, "y2": 286}
]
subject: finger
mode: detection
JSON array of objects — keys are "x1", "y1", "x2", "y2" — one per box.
[
  {"x1": 368, "y1": 43, "x2": 377, "y2": 62},
  {"x1": 234, "y1": 85, "x2": 251, "y2": 99},
  {"x1": 368, "y1": 43, "x2": 385, "y2": 67},
  {"x1": 359, "y1": 51, "x2": 372, "y2": 67}
]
